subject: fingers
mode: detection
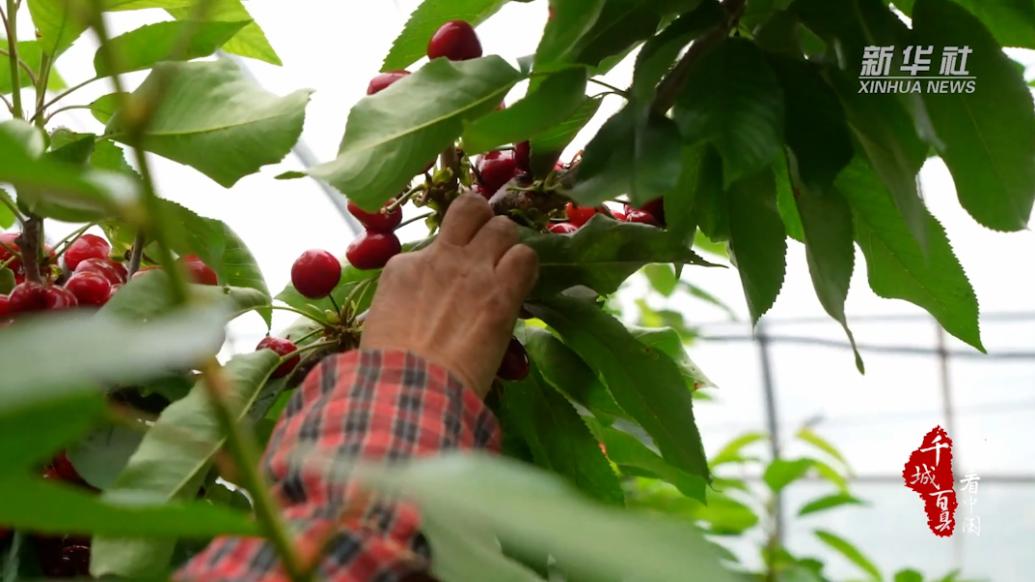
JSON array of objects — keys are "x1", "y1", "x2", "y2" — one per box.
[
  {"x1": 496, "y1": 244, "x2": 538, "y2": 304},
  {"x1": 470, "y1": 216, "x2": 519, "y2": 264},
  {"x1": 439, "y1": 193, "x2": 493, "y2": 246}
]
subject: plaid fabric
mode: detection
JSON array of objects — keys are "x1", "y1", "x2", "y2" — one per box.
[{"x1": 176, "y1": 349, "x2": 501, "y2": 582}]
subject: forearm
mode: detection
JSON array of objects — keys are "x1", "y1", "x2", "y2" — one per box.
[{"x1": 177, "y1": 349, "x2": 500, "y2": 581}]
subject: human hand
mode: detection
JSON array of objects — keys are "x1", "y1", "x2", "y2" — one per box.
[{"x1": 359, "y1": 193, "x2": 538, "y2": 398}]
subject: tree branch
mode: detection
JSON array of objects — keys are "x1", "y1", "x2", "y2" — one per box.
[{"x1": 4, "y1": 0, "x2": 23, "y2": 118}]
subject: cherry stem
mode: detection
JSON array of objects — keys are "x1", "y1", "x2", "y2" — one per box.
[
  {"x1": 396, "y1": 212, "x2": 433, "y2": 229},
  {"x1": 17, "y1": 215, "x2": 44, "y2": 284},
  {"x1": 587, "y1": 77, "x2": 627, "y2": 96},
  {"x1": 383, "y1": 185, "x2": 422, "y2": 214},
  {"x1": 290, "y1": 327, "x2": 325, "y2": 346},
  {"x1": 127, "y1": 231, "x2": 145, "y2": 275},
  {"x1": 327, "y1": 294, "x2": 342, "y2": 316},
  {"x1": 52, "y1": 223, "x2": 96, "y2": 260},
  {"x1": 267, "y1": 305, "x2": 333, "y2": 328},
  {"x1": 290, "y1": 340, "x2": 337, "y2": 359}
]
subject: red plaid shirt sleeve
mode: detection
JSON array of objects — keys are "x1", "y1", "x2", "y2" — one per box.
[{"x1": 175, "y1": 349, "x2": 501, "y2": 582}]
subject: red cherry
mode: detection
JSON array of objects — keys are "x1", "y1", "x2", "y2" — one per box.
[
  {"x1": 638, "y1": 198, "x2": 666, "y2": 226},
  {"x1": 624, "y1": 209, "x2": 660, "y2": 226},
  {"x1": 347, "y1": 199, "x2": 403, "y2": 233},
  {"x1": 63, "y1": 234, "x2": 111, "y2": 271},
  {"x1": 565, "y1": 202, "x2": 599, "y2": 228},
  {"x1": 64, "y1": 271, "x2": 113, "y2": 307},
  {"x1": 367, "y1": 70, "x2": 410, "y2": 95},
  {"x1": 610, "y1": 209, "x2": 627, "y2": 221},
  {"x1": 0, "y1": 294, "x2": 10, "y2": 320},
  {"x1": 180, "y1": 254, "x2": 218, "y2": 286},
  {"x1": 45, "y1": 452, "x2": 85, "y2": 484},
  {"x1": 547, "y1": 222, "x2": 578, "y2": 235},
  {"x1": 427, "y1": 20, "x2": 482, "y2": 61},
  {"x1": 75, "y1": 257, "x2": 127, "y2": 285},
  {"x1": 496, "y1": 338, "x2": 530, "y2": 381},
  {"x1": 291, "y1": 250, "x2": 342, "y2": 298},
  {"x1": 346, "y1": 232, "x2": 401, "y2": 270},
  {"x1": 478, "y1": 150, "x2": 519, "y2": 196},
  {"x1": 256, "y1": 336, "x2": 300, "y2": 379},
  {"x1": 515, "y1": 141, "x2": 531, "y2": 173},
  {"x1": 56, "y1": 545, "x2": 91, "y2": 577},
  {"x1": 8, "y1": 282, "x2": 78, "y2": 314}
]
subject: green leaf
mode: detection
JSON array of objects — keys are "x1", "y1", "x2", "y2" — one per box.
[
  {"x1": 528, "y1": 96, "x2": 601, "y2": 174},
  {"x1": 0, "y1": 128, "x2": 140, "y2": 223},
  {"x1": 107, "y1": 59, "x2": 311, "y2": 188},
  {"x1": 894, "y1": 568, "x2": 925, "y2": 582},
  {"x1": 774, "y1": 152, "x2": 804, "y2": 242},
  {"x1": 812, "y1": 458, "x2": 849, "y2": 492},
  {"x1": 520, "y1": 215, "x2": 714, "y2": 298},
  {"x1": 534, "y1": 0, "x2": 607, "y2": 68},
  {"x1": 0, "y1": 477, "x2": 258, "y2": 540},
  {"x1": 311, "y1": 56, "x2": 522, "y2": 210},
  {"x1": 88, "y1": 93, "x2": 126, "y2": 125},
  {"x1": 794, "y1": 181, "x2": 863, "y2": 371},
  {"x1": 627, "y1": 479, "x2": 757, "y2": 535},
  {"x1": 631, "y1": 1, "x2": 723, "y2": 101},
  {"x1": 673, "y1": 38, "x2": 784, "y2": 187},
  {"x1": 67, "y1": 423, "x2": 146, "y2": 490},
  {"x1": 727, "y1": 169, "x2": 786, "y2": 323},
  {"x1": 26, "y1": 0, "x2": 87, "y2": 57},
  {"x1": 0, "y1": 385, "x2": 104, "y2": 470},
  {"x1": 157, "y1": 199, "x2": 271, "y2": 321},
  {"x1": 643, "y1": 263, "x2": 678, "y2": 296},
  {"x1": 165, "y1": 0, "x2": 281, "y2": 65},
  {"x1": 0, "y1": 188, "x2": 14, "y2": 229},
  {"x1": 570, "y1": 104, "x2": 683, "y2": 206},
  {"x1": 836, "y1": 158, "x2": 983, "y2": 351},
  {"x1": 763, "y1": 458, "x2": 813, "y2": 492},
  {"x1": 103, "y1": 270, "x2": 268, "y2": 323},
  {"x1": 520, "y1": 328, "x2": 626, "y2": 423},
  {"x1": 596, "y1": 425, "x2": 705, "y2": 500},
  {"x1": 538, "y1": 0, "x2": 675, "y2": 70},
  {"x1": 814, "y1": 529, "x2": 882, "y2": 581},
  {"x1": 463, "y1": 67, "x2": 588, "y2": 155},
  {"x1": 913, "y1": 0, "x2": 1035, "y2": 231},
  {"x1": 893, "y1": 0, "x2": 1035, "y2": 49},
  {"x1": 381, "y1": 0, "x2": 510, "y2": 71},
  {"x1": 0, "y1": 305, "x2": 226, "y2": 394},
  {"x1": 0, "y1": 267, "x2": 14, "y2": 293},
  {"x1": 826, "y1": 69, "x2": 930, "y2": 248},
  {"x1": 421, "y1": 511, "x2": 543, "y2": 582},
  {"x1": 768, "y1": 57, "x2": 852, "y2": 190},
  {"x1": 91, "y1": 350, "x2": 280, "y2": 579},
  {"x1": 797, "y1": 493, "x2": 865, "y2": 516},
  {"x1": 500, "y1": 365, "x2": 623, "y2": 505},
  {"x1": 629, "y1": 326, "x2": 713, "y2": 389},
  {"x1": 354, "y1": 454, "x2": 738, "y2": 582},
  {"x1": 529, "y1": 296, "x2": 710, "y2": 482},
  {"x1": 710, "y1": 431, "x2": 766, "y2": 466},
  {"x1": 95, "y1": 20, "x2": 249, "y2": 76},
  {"x1": 796, "y1": 426, "x2": 850, "y2": 469}
]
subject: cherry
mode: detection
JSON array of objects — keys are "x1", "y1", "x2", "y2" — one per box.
[
  {"x1": 515, "y1": 141, "x2": 531, "y2": 173},
  {"x1": 347, "y1": 199, "x2": 403, "y2": 233},
  {"x1": 64, "y1": 271, "x2": 113, "y2": 307},
  {"x1": 0, "y1": 294, "x2": 9, "y2": 320},
  {"x1": 8, "y1": 282, "x2": 78, "y2": 314},
  {"x1": 427, "y1": 20, "x2": 482, "y2": 61},
  {"x1": 548, "y1": 222, "x2": 578, "y2": 235},
  {"x1": 44, "y1": 452, "x2": 86, "y2": 485},
  {"x1": 75, "y1": 257, "x2": 127, "y2": 285},
  {"x1": 180, "y1": 254, "x2": 218, "y2": 286},
  {"x1": 565, "y1": 202, "x2": 599, "y2": 228},
  {"x1": 367, "y1": 70, "x2": 410, "y2": 95},
  {"x1": 478, "y1": 150, "x2": 519, "y2": 196},
  {"x1": 291, "y1": 249, "x2": 342, "y2": 298},
  {"x1": 256, "y1": 336, "x2": 300, "y2": 379},
  {"x1": 56, "y1": 545, "x2": 91, "y2": 577},
  {"x1": 637, "y1": 198, "x2": 665, "y2": 226},
  {"x1": 496, "y1": 338, "x2": 530, "y2": 381},
  {"x1": 624, "y1": 209, "x2": 660, "y2": 226},
  {"x1": 346, "y1": 232, "x2": 401, "y2": 270},
  {"x1": 63, "y1": 234, "x2": 111, "y2": 271},
  {"x1": 610, "y1": 209, "x2": 627, "y2": 221}
]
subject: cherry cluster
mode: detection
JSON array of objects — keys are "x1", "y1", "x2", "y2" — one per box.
[
  {"x1": 0, "y1": 230, "x2": 218, "y2": 324},
  {"x1": 551, "y1": 197, "x2": 666, "y2": 234}
]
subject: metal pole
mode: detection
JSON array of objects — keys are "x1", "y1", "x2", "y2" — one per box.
[{"x1": 756, "y1": 322, "x2": 783, "y2": 547}]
